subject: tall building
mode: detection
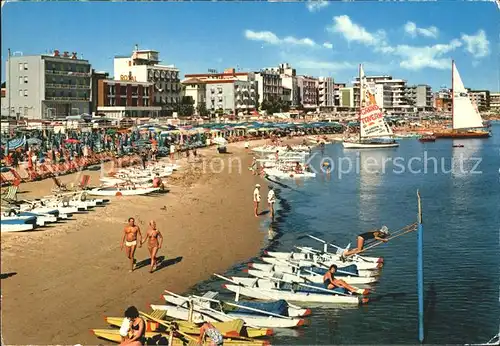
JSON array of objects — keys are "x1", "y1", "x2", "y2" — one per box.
[
  {"x1": 296, "y1": 75, "x2": 318, "y2": 110},
  {"x1": 255, "y1": 68, "x2": 282, "y2": 104},
  {"x1": 405, "y1": 84, "x2": 433, "y2": 111},
  {"x1": 90, "y1": 70, "x2": 109, "y2": 116},
  {"x1": 490, "y1": 92, "x2": 500, "y2": 112},
  {"x1": 277, "y1": 63, "x2": 298, "y2": 107},
  {"x1": 181, "y1": 77, "x2": 207, "y2": 112},
  {"x1": 353, "y1": 75, "x2": 409, "y2": 114},
  {"x1": 333, "y1": 83, "x2": 346, "y2": 107},
  {"x1": 5, "y1": 50, "x2": 91, "y2": 119},
  {"x1": 184, "y1": 68, "x2": 258, "y2": 117},
  {"x1": 467, "y1": 89, "x2": 490, "y2": 110},
  {"x1": 96, "y1": 79, "x2": 161, "y2": 120},
  {"x1": 113, "y1": 46, "x2": 180, "y2": 116},
  {"x1": 317, "y1": 77, "x2": 334, "y2": 110}
]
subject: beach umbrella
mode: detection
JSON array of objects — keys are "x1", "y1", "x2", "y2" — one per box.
[{"x1": 27, "y1": 138, "x2": 42, "y2": 146}]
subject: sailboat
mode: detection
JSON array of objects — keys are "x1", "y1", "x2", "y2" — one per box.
[
  {"x1": 434, "y1": 61, "x2": 491, "y2": 139},
  {"x1": 342, "y1": 64, "x2": 399, "y2": 149}
]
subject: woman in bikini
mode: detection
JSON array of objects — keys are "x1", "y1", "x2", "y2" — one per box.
[
  {"x1": 142, "y1": 220, "x2": 163, "y2": 273},
  {"x1": 119, "y1": 306, "x2": 146, "y2": 346}
]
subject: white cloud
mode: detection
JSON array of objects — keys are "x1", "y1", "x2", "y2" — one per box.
[
  {"x1": 296, "y1": 60, "x2": 356, "y2": 71},
  {"x1": 404, "y1": 21, "x2": 439, "y2": 38},
  {"x1": 327, "y1": 15, "x2": 489, "y2": 70},
  {"x1": 461, "y1": 30, "x2": 490, "y2": 58},
  {"x1": 244, "y1": 30, "x2": 330, "y2": 48},
  {"x1": 306, "y1": 0, "x2": 329, "y2": 12},
  {"x1": 327, "y1": 15, "x2": 386, "y2": 46},
  {"x1": 323, "y1": 42, "x2": 333, "y2": 49}
]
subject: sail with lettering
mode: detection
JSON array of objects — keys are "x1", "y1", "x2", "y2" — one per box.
[
  {"x1": 359, "y1": 65, "x2": 394, "y2": 138},
  {"x1": 452, "y1": 62, "x2": 484, "y2": 129}
]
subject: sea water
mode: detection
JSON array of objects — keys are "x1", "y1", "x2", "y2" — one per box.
[{"x1": 192, "y1": 123, "x2": 500, "y2": 344}]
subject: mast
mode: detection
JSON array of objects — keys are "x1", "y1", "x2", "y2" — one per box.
[
  {"x1": 451, "y1": 59, "x2": 454, "y2": 130},
  {"x1": 358, "y1": 64, "x2": 362, "y2": 141},
  {"x1": 8, "y1": 48, "x2": 11, "y2": 120}
]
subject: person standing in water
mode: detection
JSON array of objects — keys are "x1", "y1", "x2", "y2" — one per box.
[
  {"x1": 142, "y1": 220, "x2": 163, "y2": 273},
  {"x1": 120, "y1": 217, "x2": 143, "y2": 272}
]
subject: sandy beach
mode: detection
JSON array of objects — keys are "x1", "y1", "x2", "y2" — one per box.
[{"x1": 1, "y1": 141, "x2": 269, "y2": 344}]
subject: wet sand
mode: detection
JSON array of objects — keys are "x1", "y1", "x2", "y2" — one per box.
[{"x1": 0, "y1": 141, "x2": 269, "y2": 344}]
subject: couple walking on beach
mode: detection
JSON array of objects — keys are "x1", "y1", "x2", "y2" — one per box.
[
  {"x1": 253, "y1": 184, "x2": 276, "y2": 219},
  {"x1": 120, "y1": 217, "x2": 163, "y2": 273}
]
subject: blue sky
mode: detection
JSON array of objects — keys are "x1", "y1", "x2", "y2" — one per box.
[{"x1": 1, "y1": 1, "x2": 499, "y2": 91}]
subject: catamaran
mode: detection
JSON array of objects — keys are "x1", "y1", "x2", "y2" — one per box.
[
  {"x1": 434, "y1": 60, "x2": 491, "y2": 138},
  {"x1": 343, "y1": 64, "x2": 399, "y2": 149}
]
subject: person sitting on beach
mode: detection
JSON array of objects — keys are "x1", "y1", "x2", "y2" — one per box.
[
  {"x1": 119, "y1": 306, "x2": 146, "y2": 346},
  {"x1": 343, "y1": 227, "x2": 390, "y2": 257},
  {"x1": 267, "y1": 186, "x2": 276, "y2": 220},
  {"x1": 198, "y1": 321, "x2": 223, "y2": 346},
  {"x1": 120, "y1": 218, "x2": 143, "y2": 272},
  {"x1": 294, "y1": 162, "x2": 303, "y2": 174},
  {"x1": 152, "y1": 174, "x2": 165, "y2": 191},
  {"x1": 142, "y1": 220, "x2": 163, "y2": 273},
  {"x1": 323, "y1": 265, "x2": 369, "y2": 295},
  {"x1": 253, "y1": 184, "x2": 261, "y2": 217}
]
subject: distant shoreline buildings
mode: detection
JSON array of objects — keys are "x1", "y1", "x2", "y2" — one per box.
[{"x1": 1, "y1": 45, "x2": 499, "y2": 121}]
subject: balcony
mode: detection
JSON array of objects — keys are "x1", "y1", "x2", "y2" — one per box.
[
  {"x1": 45, "y1": 70, "x2": 91, "y2": 77},
  {"x1": 45, "y1": 96, "x2": 89, "y2": 101},
  {"x1": 46, "y1": 83, "x2": 90, "y2": 90}
]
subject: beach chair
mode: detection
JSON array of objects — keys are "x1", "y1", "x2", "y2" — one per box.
[
  {"x1": 1, "y1": 185, "x2": 19, "y2": 206},
  {"x1": 51, "y1": 176, "x2": 69, "y2": 193}
]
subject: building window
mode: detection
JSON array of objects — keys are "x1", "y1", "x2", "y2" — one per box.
[
  {"x1": 24, "y1": 90, "x2": 28, "y2": 97},
  {"x1": 19, "y1": 89, "x2": 23, "y2": 96},
  {"x1": 24, "y1": 76, "x2": 28, "y2": 84},
  {"x1": 24, "y1": 63, "x2": 28, "y2": 70},
  {"x1": 19, "y1": 76, "x2": 23, "y2": 85},
  {"x1": 19, "y1": 63, "x2": 23, "y2": 71}
]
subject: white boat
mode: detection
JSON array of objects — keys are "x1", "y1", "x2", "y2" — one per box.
[
  {"x1": 264, "y1": 168, "x2": 316, "y2": 179},
  {"x1": 155, "y1": 290, "x2": 307, "y2": 328},
  {"x1": 219, "y1": 275, "x2": 366, "y2": 305},
  {"x1": 247, "y1": 268, "x2": 377, "y2": 286},
  {"x1": 0, "y1": 215, "x2": 38, "y2": 232},
  {"x1": 252, "y1": 260, "x2": 376, "y2": 278},
  {"x1": 88, "y1": 186, "x2": 160, "y2": 196},
  {"x1": 261, "y1": 252, "x2": 381, "y2": 271},
  {"x1": 342, "y1": 64, "x2": 399, "y2": 149}
]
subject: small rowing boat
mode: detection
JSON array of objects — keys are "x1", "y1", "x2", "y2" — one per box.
[{"x1": 0, "y1": 215, "x2": 37, "y2": 232}]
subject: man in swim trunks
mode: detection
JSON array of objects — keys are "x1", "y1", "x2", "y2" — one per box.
[{"x1": 120, "y1": 217, "x2": 143, "y2": 272}]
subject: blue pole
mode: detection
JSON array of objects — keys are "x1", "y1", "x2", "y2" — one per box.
[{"x1": 417, "y1": 191, "x2": 424, "y2": 343}]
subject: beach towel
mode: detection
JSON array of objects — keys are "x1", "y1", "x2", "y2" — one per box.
[{"x1": 119, "y1": 317, "x2": 131, "y2": 337}]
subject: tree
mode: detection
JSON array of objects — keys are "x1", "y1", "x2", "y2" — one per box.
[
  {"x1": 196, "y1": 102, "x2": 210, "y2": 117},
  {"x1": 176, "y1": 96, "x2": 195, "y2": 117}
]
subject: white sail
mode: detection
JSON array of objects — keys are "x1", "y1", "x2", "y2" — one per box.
[
  {"x1": 452, "y1": 62, "x2": 484, "y2": 129},
  {"x1": 359, "y1": 65, "x2": 394, "y2": 138}
]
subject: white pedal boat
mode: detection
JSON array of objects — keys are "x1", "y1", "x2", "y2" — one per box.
[
  {"x1": 0, "y1": 215, "x2": 38, "y2": 232},
  {"x1": 221, "y1": 276, "x2": 365, "y2": 305},
  {"x1": 88, "y1": 186, "x2": 160, "y2": 196},
  {"x1": 156, "y1": 290, "x2": 307, "y2": 328},
  {"x1": 261, "y1": 255, "x2": 380, "y2": 272},
  {"x1": 247, "y1": 267, "x2": 377, "y2": 286},
  {"x1": 295, "y1": 246, "x2": 383, "y2": 264},
  {"x1": 264, "y1": 168, "x2": 316, "y2": 179},
  {"x1": 250, "y1": 261, "x2": 376, "y2": 279}
]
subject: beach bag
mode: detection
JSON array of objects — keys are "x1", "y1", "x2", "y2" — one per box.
[{"x1": 119, "y1": 318, "x2": 131, "y2": 337}]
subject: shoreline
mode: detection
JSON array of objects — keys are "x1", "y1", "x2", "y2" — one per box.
[{"x1": 0, "y1": 140, "x2": 274, "y2": 345}]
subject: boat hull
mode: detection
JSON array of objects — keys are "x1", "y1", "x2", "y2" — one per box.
[
  {"x1": 434, "y1": 131, "x2": 491, "y2": 138},
  {"x1": 247, "y1": 269, "x2": 377, "y2": 286},
  {"x1": 1, "y1": 223, "x2": 35, "y2": 232},
  {"x1": 261, "y1": 254, "x2": 381, "y2": 271},
  {"x1": 88, "y1": 187, "x2": 160, "y2": 196},
  {"x1": 342, "y1": 141, "x2": 399, "y2": 149}
]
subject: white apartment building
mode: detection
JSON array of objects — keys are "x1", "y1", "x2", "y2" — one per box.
[
  {"x1": 114, "y1": 46, "x2": 180, "y2": 116},
  {"x1": 467, "y1": 90, "x2": 490, "y2": 110},
  {"x1": 277, "y1": 63, "x2": 298, "y2": 107},
  {"x1": 297, "y1": 75, "x2": 318, "y2": 110},
  {"x1": 353, "y1": 75, "x2": 410, "y2": 114},
  {"x1": 490, "y1": 92, "x2": 500, "y2": 112},
  {"x1": 183, "y1": 69, "x2": 258, "y2": 117},
  {"x1": 317, "y1": 77, "x2": 334, "y2": 110},
  {"x1": 181, "y1": 77, "x2": 206, "y2": 111}
]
